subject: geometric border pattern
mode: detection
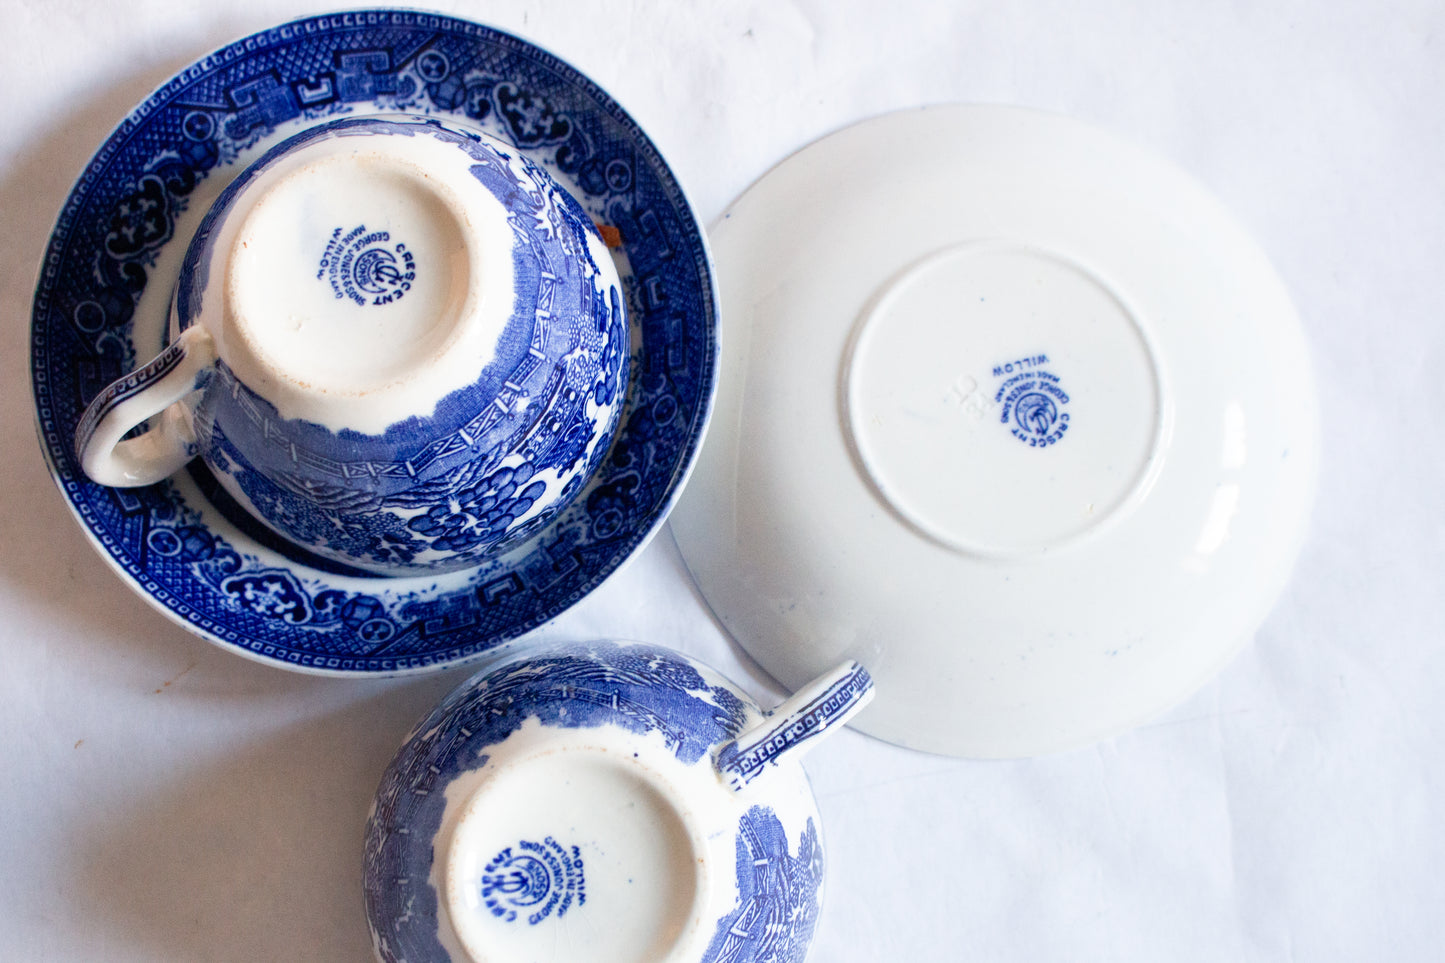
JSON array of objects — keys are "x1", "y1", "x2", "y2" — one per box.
[{"x1": 30, "y1": 10, "x2": 717, "y2": 673}]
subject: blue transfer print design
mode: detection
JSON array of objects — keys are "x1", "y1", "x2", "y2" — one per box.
[
  {"x1": 105, "y1": 175, "x2": 178, "y2": 258},
  {"x1": 179, "y1": 115, "x2": 627, "y2": 573},
  {"x1": 1014, "y1": 392, "x2": 1058, "y2": 435},
  {"x1": 363, "y1": 643, "x2": 751, "y2": 963},
  {"x1": 481, "y1": 837, "x2": 587, "y2": 925},
  {"x1": 703, "y1": 808, "x2": 824, "y2": 963},
  {"x1": 993, "y1": 354, "x2": 1072, "y2": 448},
  {"x1": 220, "y1": 569, "x2": 313, "y2": 623},
  {"x1": 717, "y1": 663, "x2": 873, "y2": 791},
  {"x1": 72, "y1": 336, "x2": 194, "y2": 458},
  {"x1": 317, "y1": 224, "x2": 418, "y2": 305},
  {"x1": 32, "y1": 11, "x2": 717, "y2": 671}
]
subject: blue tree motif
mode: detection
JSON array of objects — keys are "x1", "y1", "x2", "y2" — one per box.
[
  {"x1": 404, "y1": 460, "x2": 548, "y2": 554},
  {"x1": 703, "y1": 808, "x2": 824, "y2": 963},
  {"x1": 215, "y1": 442, "x2": 427, "y2": 567}
]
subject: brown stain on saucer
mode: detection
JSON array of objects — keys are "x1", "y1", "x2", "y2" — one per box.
[
  {"x1": 155, "y1": 660, "x2": 198, "y2": 694},
  {"x1": 595, "y1": 223, "x2": 622, "y2": 248}
]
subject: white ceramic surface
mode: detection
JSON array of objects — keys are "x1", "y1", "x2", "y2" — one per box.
[
  {"x1": 7, "y1": 4, "x2": 1439, "y2": 961},
  {"x1": 31, "y1": 13, "x2": 722, "y2": 672},
  {"x1": 671, "y1": 104, "x2": 1320, "y2": 758},
  {"x1": 73, "y1": 115, "x2": 628, "y2": 575},
  {"x1": 364, "y1": 641, "x2": 874, "y2": 963},
  {"x1": 188, "y1": 121, "x2": 526, "y2": 436}
]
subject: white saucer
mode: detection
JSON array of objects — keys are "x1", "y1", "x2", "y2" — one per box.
[{"x1": 670, "y1": 105, "x2": 1319, "y2": 757}]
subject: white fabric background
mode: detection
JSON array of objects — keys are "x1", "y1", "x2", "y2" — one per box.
[{"x1": 1, "y1": 1, "x2": 1439, "y2": 959}]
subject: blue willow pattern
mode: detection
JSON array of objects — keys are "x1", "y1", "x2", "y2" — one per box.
[
  {"x1": 30, "y1": 11, "x2": 717, "y2": 671},
  {"x1": 703, "y1": 808, "x2": 824, "y2": 963},
  {"x1": 181, "y1": 117, "x2": 627, "y2": 571},
  {"x1": 363, "y1": 643, "x2": 753, "y2": 961}
]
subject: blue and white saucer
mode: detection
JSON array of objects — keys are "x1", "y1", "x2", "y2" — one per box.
[{"x1": 30, "y1": 11, "x2": 717, "y2": 673}]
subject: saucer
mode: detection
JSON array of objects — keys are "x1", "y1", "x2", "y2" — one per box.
[
  {"x1": 670, "y1": 105, "x2": 1319, "y2": 757},
  {"x1": 31, "y1": 11, "x2": 717, "y2": 673}
]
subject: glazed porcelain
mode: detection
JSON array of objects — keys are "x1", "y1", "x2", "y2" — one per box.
[
  {"x1": 364, "y1": 641, "x2": 873, "y2": 963},
  {"x1": 670, "y1": 105, "x2": 1320, "y2": 758},
  {"x1": 31, "y1": 12, "x2": 718, "y2": 671},
  {"x1": 74, "y1": 115, "x2": 628, "y2": 575}
]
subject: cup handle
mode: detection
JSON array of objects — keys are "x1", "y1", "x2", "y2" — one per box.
[
  {"x1": 74, "y1": 326, "x2": 217, "y2": 487},
  {"x1": 716, "y1": 661, "x2": 875, "y2": 793}
]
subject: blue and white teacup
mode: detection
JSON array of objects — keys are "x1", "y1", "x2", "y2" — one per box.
[
  {"x1": 75, "y1": 116, "x2": 628, "y2": 574},
  {"x1": 364, "y1": 641, "x2": 875, "y2": 963}
]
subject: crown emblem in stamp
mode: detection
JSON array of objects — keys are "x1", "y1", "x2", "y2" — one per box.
[
  {"x1": 480, "y1": 837, "x2": 587, "y2": 926},
  {"x1": 317, "y1": 224, "x2": 417, "y2": 307}
]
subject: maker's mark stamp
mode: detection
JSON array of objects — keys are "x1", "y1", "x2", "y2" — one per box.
[
  {"x1": 317, "y1": 224, "x2": 417, "y2": 306},
  {"x1": 992, "y1": 353, "x2": 1071, "y2": 448}
]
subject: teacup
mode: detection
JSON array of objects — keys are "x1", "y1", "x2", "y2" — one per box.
[
  {"x1": 74, "y1": 116, "x2": 628, "y2": 574},
  {"x1": 363, "y1": 641, "x2": 874, "y2": 963}
]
